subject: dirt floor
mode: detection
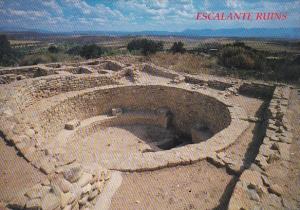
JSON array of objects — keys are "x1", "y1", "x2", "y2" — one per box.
[
  {"x1": 67, "y1": 125, "x2": 176, "y2": 157},
  {"x1": 110, "y1": 161, "x2": 235, "y2": 210},
  {"x1": 0, "y1": 137, "x2": 45, "y2": 202},
  {"x1": 109, "y1": 95, "x2": 266, "y2": 210}
]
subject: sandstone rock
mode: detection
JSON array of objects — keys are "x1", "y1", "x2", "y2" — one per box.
[
  {"x1": 15, "y1": 141, "x2": 28, "y2": 151},
  {"x1": 269, "y1": 184, "x2": 283, "y2": 196},
  {"x1": 247, "y1": 189, "x2": 260, "y2": 202},
  {"x1": 51, "y1": 182, "x2": 63, "y2": 199},
  {"x1": 78, "y1": 194, "x2": 89, "y2": 206},
  {"x1": 278, "y1": 143, "x2": 290, "y2": 161},
  {"x1": 267, "y1": 153, "x2": 280, "y2": 164},
  {"x1": 82, "y1": 183, "x2": 92, "y2": 194},
  {"x1": 61, "y1": 192, "x2": 72, "y2": 208},
  {"x1": 88, "y1": 190, "x2": 98, "y2": 201},
  {"x1": 77, "y1": 172, "x2": 93, "y2": 187},
  {"x1": 40, "y1": 159, "x2": 55, "y2": 174},
  {"x1": 270, "y1": 142, "x2": 279, "y2": 151},
  {"x1": 69, "y1": 183, "x2": 83, "y2": 201},
  {"x1": 267, "y1": 193, "x2": 283, "y2": 208},
  {"x1": 268, "y1": 123, "x2": 278, "y2": 131},
  {"x1": 7, "y1": 194, "x2": 28, "y2": 209},
  {"x1": 207, "y1": 153, "x2": 225, "y2": 167},
  {"x1": 41, "y1": 179, "x2": 50, "y2": 186},
  {"x1": 104, "y1": 169, "x2": 110, "y2": 180},
  {"x1": 172, "y1": 75, "x2": 185, "y2": 84},
  {"x1": 22, "y1": 146, "x2": 37, "y2": 162},
  {"x1": 52, "y1": 177, "x2": 72, "y2": 193},
  {"x1": 255, "y1": 154, "x2": 268, "y2": 169},
  {"x1": 63, "y1": 164, "x2": 83, "y2": 183},
  {"x1": 240, "y1": 170, "x2": 263, "y2": 187},
  {"x1": 71, "y1": 202, "x2": 79, "y2": 210},
  {"x1": 279, "y1": 135, "x2": 292, "y2": 144},
  {"x1": 63, "y1": 204, "x2": 72, "y2": 210},
  {"x1": 25, "y1": 128, "x2": 36, "y2": 138},
  {"x1": 259, "y1": 144, "x2": 273, "y2": 157},
  {"x1": 11, "y1": 134, "x2": 29, "y2": 144},
  {"x1": 94, "y1": 181, "x2": 105, "y2": 192},
  {"x1": 250, "y1": 163, "x2": 264, "y2": 173},
  {"x1": 25, "y1": 184, "x2": 50, "y2": 199},
  {"x1": 65, "y1": 119, "x2": 80, "y2": 130},
  {"x1": 41, "y1": 193, "x2": 60, "y2": 210},
  {"x1": 247, "y1": 116, "x2": 261, "y2": 123},
  {"x1": 111, "y1": 108, "x2": 122, "y2": 116},
  {"x1": 261, "y1": 175, "x2": 270, "y2": 187},
  {"x1": 26, "y1": 198, "x2": 41, "y2": 210},
  {"x1": 270, "y1": 135, "x2": 280, "y2": 142}
]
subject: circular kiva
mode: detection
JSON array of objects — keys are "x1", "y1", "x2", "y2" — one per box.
[{"x1": 26, "y1": 84, "x2": 248, "y2": 171}]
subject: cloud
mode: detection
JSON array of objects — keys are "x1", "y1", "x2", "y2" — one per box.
[
  {"x1": 0, "y1": 0, "x2": 299, "y2": 32},
  {"x1": 41, "y1": 0, "x2": 63, "y2": 15},
  {"x1": 8, "y1": 9, "x2": 49, "y2": 17},
  {"x1": 225, "y1": 0, "x2": 243, "y2": 9},
  {"x1": 62, "y1": 0, "x2": 93, "y2": 14}
]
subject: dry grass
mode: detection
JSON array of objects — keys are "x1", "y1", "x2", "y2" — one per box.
[{"x1": 146, "y1": 52, "x2": 218, "y2": 75}]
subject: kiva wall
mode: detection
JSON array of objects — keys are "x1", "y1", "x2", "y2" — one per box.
[{"x1": 32, "y1": 85, "x2": 231, "y2": 140}]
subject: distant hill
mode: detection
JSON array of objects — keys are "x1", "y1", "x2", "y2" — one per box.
[
  {"x1": 180, "y1": 28, "x2": 300, "y2": 39},
  {"x1": 1, "y1": 27, "x2": 300, "y2": 39}
]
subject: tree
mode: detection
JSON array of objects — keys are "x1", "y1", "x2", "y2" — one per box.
[
  {"x1": 48, "y1": 45, "x2": 59, "y2": 53},
  {"x1": 0, "y1": 34, "x2": 18, "y2": 66},
  {"x1": 67, "y1": 46, "x2": 82, "y2": 55},
  {"x1": 127, "y1": 39, "x2": 163, "y2": 55},
  {"x1": 170, "y1": 41, "x2": 186, "y2": 54},
  {"x1": 79, "y1": 44, "x2": 104, "y2": 59}
]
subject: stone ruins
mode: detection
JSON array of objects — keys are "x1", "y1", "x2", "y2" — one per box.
[{"x1": 0, "y1": 58, "x2": 296, "y2": 209}]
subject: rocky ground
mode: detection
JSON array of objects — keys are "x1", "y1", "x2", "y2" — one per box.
[
  {"x1": 110, "y1": 161, "x2": 234, "y2": 210},
  {"x1": 0, "y1": 137, "x2": 45, "y2": 202}
]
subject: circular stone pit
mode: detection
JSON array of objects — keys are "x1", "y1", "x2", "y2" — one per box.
[{"x1": 37, "y1": 84, "x2": 248, "y2": 171}]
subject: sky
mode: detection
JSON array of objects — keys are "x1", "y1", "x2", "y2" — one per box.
[{"x1": 0, "y1": 0, "x2": 299, "y2": 32}]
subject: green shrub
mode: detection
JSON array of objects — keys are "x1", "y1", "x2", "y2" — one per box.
[
  {"x1": 127, "y1": 39, "x2": 163, "y2": 55},
  {"x1": 170, "y1": 41, "x2": 186, "y2": 54},
  {"x1": 219, "y1": 46, "x2": 260, "y2": 70},
  {"x1": 67, "y1": 46, "x2": 82, "y2": 55},
  {"x1": 0, "y1": 35, "x2": 19, "y2": 66},
  {"x1": 80, "y1": 44, "x2": 105, "y2": 59},
  {"x1": 66, "y1": 45, "x2": 105, "y2": 59},
  {"x1": 48, "y1": 45, "x2": 59, "y2": 53}
]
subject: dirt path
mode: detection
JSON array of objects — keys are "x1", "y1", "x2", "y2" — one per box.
[
  {"x1": 0, "y1": 137, "x2": 45, "y2": 202},
  {"x1": 285, "y1": 89, "x2": 300, "y2": 208}
]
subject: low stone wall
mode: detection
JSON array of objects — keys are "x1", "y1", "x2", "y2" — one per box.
[
  {"x1": 0, "y1": 65, "x2": 42, "y2": 77},
  {"x1": 61, "y1": 111, "x2": 170, "y2": 147},
  {"x1": 3, "y1": 74, "x2": 118, "y2": 112},
  {"x1": 31, "y1": 85, "x2": 231, "y2": 141},
  {"x1": 207, "y1": 80, "x2": 233, "y2": 90},
  {"x1": 239, "y1": 82, "x2": 275, "y2": 98},
  {"x1": 142, "y1": 63, "x2": 179, "y2": 79},
  {"x1": 185, "y1": 74, "x2": 275, "y2": 98},
  {"x1": 7, "y1": 163, "x2": 110, "y2": 210},
  {"x1": 228, "y1": 86, "x2": 293, "y2": 210},
  {"x1": 0, "y1": 74, "x2": 26, "y2": 84}
]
